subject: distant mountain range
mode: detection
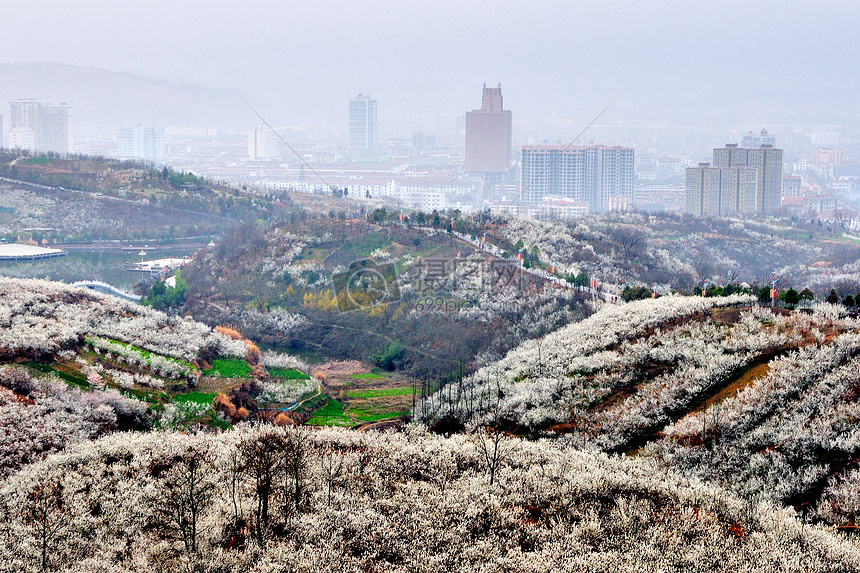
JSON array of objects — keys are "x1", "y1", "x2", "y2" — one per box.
[{"x1": 0, "y1": 62, "x2": 259, "y2": 132}]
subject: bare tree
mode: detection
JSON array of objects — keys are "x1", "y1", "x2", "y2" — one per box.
[
  {"x1": 222, "y1": 448, "x2": 245, "y2": 526},
  {"x1": 472, "y1": 426, "x2": 519, "y2": 486},
  {"x1": 280, "y1": 426, "x2": 310, "y2": 518},
  {"x1": 318, "y1": 444, "x2": 346, "y2": 508},
  {"x1": 240, "y1": 429, "x2": 286, "y2": 544},
  {"x1": 147, "y1": 443, "x2": 217, "y2": 555},
  {"x1": 23, "y1": 479, "x2": 67, "y2": 572},
  {"x1": 611, "y1": 227, "x2": 647, "y2": 260}
]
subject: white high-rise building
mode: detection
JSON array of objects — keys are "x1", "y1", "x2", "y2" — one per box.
[
  {"x1": 39, "y1": 104, "x2": 74, "y2": 155},
  {"x1": 247, "y1": 126, "x2": 279, "y2": 160},
  {"x1": 348, "y1": 94, "x2": 377, "y2": 156},
  {"x1": 117, "y1": 125, "x2": 165, "y2": 162},
  {"x1": 8, "y1": 99, "x2": 74, "y2": 154},
  {"x1": 520, "y1": 144, "x2": 635, "y2": 213},
  {"x1": 9, "y1": 128, "x2": 35, "y2": 150},
  {"x1": 0, "y1": 114, "x2": 4, "y2": 148}
]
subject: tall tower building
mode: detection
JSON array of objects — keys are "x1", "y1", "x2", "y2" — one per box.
[
  {"x1": 465, "y1": 84, "x2": 512, "y2": 174},
  {"x1": 348, "y1": 94, "x2": 377, "y2": 157},
  {"x1": 247, "y1": 126, "x2": 279, "y2": 160},
  {"x1": 712, "y1": 143, "x2": 783, "y2": 215},
  {"x1": 0, "y1": 114, "x2": 4, "y2": 148},
  {"x1": 9, "y1": 99, "x2": 40, "y2": 152},
  {"x1": 520, "y1": 144, "x2": 634, "y2": 213}
]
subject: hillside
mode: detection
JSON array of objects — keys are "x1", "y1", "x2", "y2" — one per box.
[
  {"x1": 178, "y1": 204, "x2": 860, "y2": 389},
  {"x1": 1, "y1": 280, "x2": 860, "y2": 570},
  {"x1": 0, "y1": 150, "x2": 286, "y2": 244},
  {"x1": 494, "y1": 213, "x2": 860, "y2": 296},
  {"x1": 0, "y1": 277, "x2": 325, "y2": 472},
  {"x1": 419, "y1": 295, "x2": 860, "y2": 526},
  {"x1": 2, "y1": 426, "x2": 858, "y2": 573},
  {"x1": 183, "y1": 217, "x2": 591, "y2": 381}
]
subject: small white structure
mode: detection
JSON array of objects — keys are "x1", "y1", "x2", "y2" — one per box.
[{"x1": 0, "y1": 244, "x2": 66, "y2": 261}]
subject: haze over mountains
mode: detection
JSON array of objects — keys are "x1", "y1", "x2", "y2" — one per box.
[{"x1": 0, "y1": 62, "x2": 255, "y2": 133}]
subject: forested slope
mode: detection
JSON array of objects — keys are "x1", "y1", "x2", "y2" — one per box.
[
  {"x1": 420, "y1": 295, "x2": 860, "y2": 526},
  {"x1": 2, "y1": 426, "x2": 858, "y2": 573}
]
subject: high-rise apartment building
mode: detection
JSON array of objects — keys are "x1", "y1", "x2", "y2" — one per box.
[
  {"x1": 712, "y1": 143, "x2": 783, "y2": 215},
  {"x1": 742, "y1": 129, "x2": 775, "y2": 149},
  {"x1": 117, "y1": 125, "x2": 165, "y2": 162},
  {"x1": 685, "y1": 163, "x2": 757, "y2": 217},
  {"x1": 465, "y1": 84, "x2": 512, "y2": 174},
  {"x1": 8, "y1": 99, "x2": 74, "y2": 154},
  {"x1": 348, "y1": 94, "x2": 377, "y2": 156},
  {"x1": 247, "y1": 126, "x2": 279, "y2": 160},
  {"x1": 520, "y1": 144, "x2": 634, "y2": 213},
  {"x1": 0, "y1": 114, "x2": 4, "y2": 148},
  {"x1": 39, "y1": 104, "x2": 74, "y2": 155}
]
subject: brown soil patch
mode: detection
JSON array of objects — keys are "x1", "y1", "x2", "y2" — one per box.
[
  {"x1": 0, "y1": 386, "x2": 35, "y2": 405},
  {"x1": 695, "y1": 362, "x2": 770, "y2": 413},
  {"x1": 197, "y1": 376, "x2": 250, "y2": 394}
]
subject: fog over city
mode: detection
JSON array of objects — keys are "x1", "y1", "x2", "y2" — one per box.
[{"x1": 1, "y1": 0, "x2": 858, "y2": 132}]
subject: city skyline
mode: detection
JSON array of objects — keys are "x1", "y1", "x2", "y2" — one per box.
[{"x1": 0, "y1": 1, "x2": 857, "y2": 129}]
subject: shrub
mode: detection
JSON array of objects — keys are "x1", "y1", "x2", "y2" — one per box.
[{"x1": 370, "y1": 341, "x2": 404, "y2": 371}]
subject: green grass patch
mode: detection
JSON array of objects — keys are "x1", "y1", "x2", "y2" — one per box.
[
  {"x1": 173, "y1": 391, "x2": 216, "y2": 406},
  {"x1": 307, "y1": 416, "x2": 354, "y2": 427},
  {"x1": 348, "y1": 408, "x2": 411, "y2": 422},
  {"x1": 345, "y1": 386, "x2": 413, "y2": 399},
  {"x1": 306, "y1": 398, "x2": 353, "y2": 426},
  {"x1": 23, "y1": 361, "x2": 90, "y2": 389},
  {"x1": 349, "y1": 232, "x2": 393, "y2": 258},
  {"x1": 203, "y1": 358, "x2": 252, "y2": 378},
  {"x1": 310, "y1": 398, "x2": 344, "y2": 417},
  {"x1": 22, "y1": 157, "x2": 51, "y2": 166},
  {"x1": 350, "y1": 372, "x2": 384, "y2": 380},
  {"x1": 267, "y1": 368, "x2": 310, "y2": 380},
  {"x1": 102, "y1": 338, "x2": 194, "y2": 368}
]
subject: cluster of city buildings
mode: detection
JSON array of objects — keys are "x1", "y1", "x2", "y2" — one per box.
[
  {"x1": 685, "y1": 129, "x2": 859, "y2": 220},
  {"x1": 685, "y1": 142, "x2": 783, "y2": 217},
  {"x1": 4, "y1": 99, "x2": 74, "y2": 155},
  {"x1": 3, "y1": 90, "x2": 858, "y2": 223}
]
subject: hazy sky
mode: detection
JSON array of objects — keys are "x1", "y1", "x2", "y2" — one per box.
[{"x1": 2, "y1": 0, "x2": 858, "y2": 129}]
